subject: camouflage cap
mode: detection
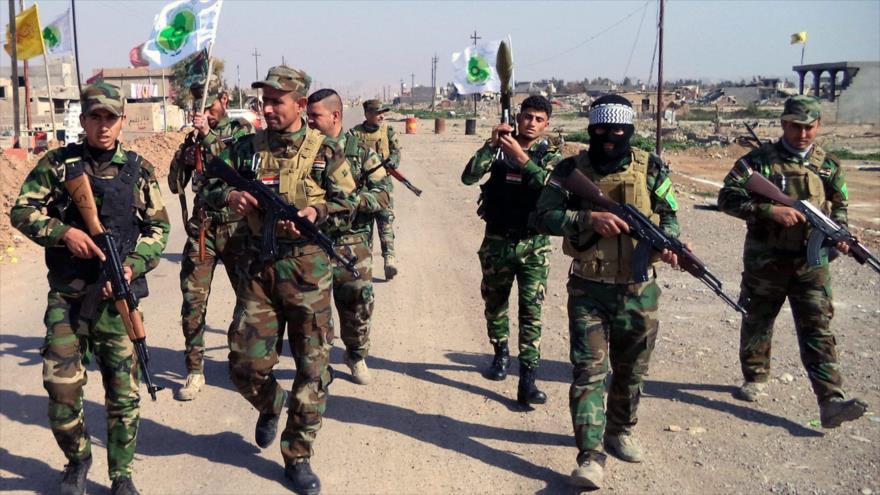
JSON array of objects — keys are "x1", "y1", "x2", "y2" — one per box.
[
  {"x1": 190, "y1": 80, "x2": 223, "y2": 107},
  {"x1": 363, "y1": 99, "x2": 390, "y2": 113},
  {"x1": 81, "y1": 81, "x2": 125, "y2": 116},
  {"x1": 781, "y1": 95, "x2": 821, "y2": 124},
  {"x1": 251, "y1": 65, "x2": 311, "y2": 95}
]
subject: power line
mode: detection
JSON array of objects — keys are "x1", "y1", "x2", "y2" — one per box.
[
  {"x1": 647, "y1": 0, "x2": 660, "y2": 87},
  {"x1": 521, "y1": 1, "x2": 649, "y2": 69},
  {"x1": 623, "y1": 0, "x2": 650, "y2": 82}
]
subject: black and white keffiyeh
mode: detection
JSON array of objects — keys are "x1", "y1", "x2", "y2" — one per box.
[{"x1": 588, "y1": 102, "x2": 635, "y2": 126}]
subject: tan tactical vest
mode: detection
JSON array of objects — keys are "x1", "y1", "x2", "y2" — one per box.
[
  {"x1": 247, "y1": 127, "x2": 326, "y2": 239},
  {"x1": 754, "y1": 143, "x2": 828, "y2": 250},
  {"x1": 356, "y1": 123, "x2": 391, "y2": 159},
  {"x1": 564, "y1": 149, "x2": 659, "y2": 284}
]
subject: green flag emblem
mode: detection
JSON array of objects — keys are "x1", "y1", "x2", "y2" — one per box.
[
  {"x1": 43, "y1": 25, "x2": 61, "y2": 49},
  {"x1": 467, "y1": 54, "x2": 490, "y2": 84},
  {"x1": 157, "y1": 9, "x2": 196, "y2": 54}
]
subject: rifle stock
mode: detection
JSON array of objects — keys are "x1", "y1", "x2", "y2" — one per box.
[
  {"x1": 561, "y1": 169, "x2": 747, "y2": 314},
  {"x1": 63, "y1": 173, "x2": 163, "y2": 400},
  {"x1": 365, "y1": 158, "x2": 423, "y2": 196}
]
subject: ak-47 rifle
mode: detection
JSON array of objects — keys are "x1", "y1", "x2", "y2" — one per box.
[
  {"x1": 743, "y1": 122, "x2": 763, "y2": 148},
  {"x1": 205, "y1": 156, "x2": 361, "y2": 276},
  {"x1": 494, "y1": 40, "x2": 515, "y2": 166},
  {"x1": 366, "y1": 158, "x2": 422, "y2": 196},
  {"x1": 560, "y1": 168, "x2": 747, "y2": 315},
  {"x1": 193, "y1": 140, "x2": 208, "y2": 262},
  {"x1": 64, "y1": 172, "x2": 163, "y2": 400},
  {"x1": 743, "y1": 170, "x2": 880, "y2": 274}
]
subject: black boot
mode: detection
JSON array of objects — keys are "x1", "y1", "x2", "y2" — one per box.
[
  {"x1": 110, "y1": 477, "x2": 141, "y2": 495},
  {"x1": 517, "y1": 366, "x2": 547, "y2": 405},
  {"x1": 487, "y1": 342, "x2": 510, "y2": 381},
  {"x1": 59, "y1": 455, "x2": 91, "y2": 495},
  {"x1": 255, "y1": 390, "x2": 288, "y2": 448},
  {"x1": 284, "y1": 459, "x2": 322, "y2": 495}
]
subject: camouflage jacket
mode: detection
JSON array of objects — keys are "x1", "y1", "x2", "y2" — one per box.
[
  {"x1": 461, "y1": 136, "x2": 563, "y2": 188},
  {"x1": 205, "y1": 121, "x2": 359, "y2": 243},
  {"x1": 718, "y1": 140, "x2": 847, "y2": 226},
  {"x1": 531, "y1": 151, "x2": 680, "y2": 239},
  {"x1": 349, "y1": 122, "x2": 402, "y2": 168},
  {"x1": 11, "y1": 142, "x2": 170, "y2": 291},
  {"x1": 168, "y1": 115, "x2": 253, "y2": 223}
]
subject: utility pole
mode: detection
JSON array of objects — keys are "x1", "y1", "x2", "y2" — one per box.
[
  {"x1": 71, "y1": 0, "x2": 82, "y2": 94},
  {"x1": 236, "y1": 64, "x2": 243, "y2": 109},
  {"x1": 431, "y1": 53, "x2": 438, "y2": 112},
  {"x1": 410, "y1": 72, "x2": 415, "y2": 112},
  {"x1": 655, "y1": 0, "x2": 664, "y2": 156},
  {"x1": 19, "y1": 0, "x2": 31, "y2": 144},
  {"x1": 252, "y1": 48, "x2": 261, "y2": 80},
  {"x1": 470, "y1": 29, "x2": 481, "y2": 117},
  {"x1": 281, "y1": 55, "x2": 286, "y2": 66},
  {"x1": 8, "y1": 0, "x2": 21, "y2": 147},
  {"x1": 400, "y1": 78, "x2": 404, "y2": 107}
]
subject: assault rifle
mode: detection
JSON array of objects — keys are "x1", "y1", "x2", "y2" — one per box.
[
  {"x1": 64, "y1": 172, "x2": 163, "y2": 400},
  {"x1": 205, "y1": 157, "x2": 360, "y2": 277},
  {"x1": 193, "y1": 138, "x2": 208, "y2": 262},
  {"x1": 743, "y1": 170, "x2": 880, "y2": 274},
  {"x1": 743, "y1": 122, "x2": 763, "y2": 148},
  {"x1": 560, "y1": 169, "x2": 747, "y2": 314},
  {"x1": 366, "y1": 158, "x2": 422, "y2": 196}
]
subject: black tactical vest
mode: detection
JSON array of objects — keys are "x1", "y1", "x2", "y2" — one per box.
[
  {"x1": 479, "y1": 141, "x2": 549, "y2": 237},
  {"x1": 45, "y1": 145, "x2": 146, "y2": 295}
]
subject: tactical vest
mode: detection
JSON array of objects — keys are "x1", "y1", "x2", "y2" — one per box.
[
  {"x1": 246, "y1": 127, "x2": 326, "y2": 239},
  {"x1": 748, "y1": 143, "x2": 829, "y2": 251},
  {"x1": 355, "y1": 123, "x2": 391, "y2": 159},
  {"x1": 479, "y1": 139, "x2": 551, "y2": 237},
  {"x1": 45, "y1": 144, "x2": 147, "y2": 295},
  {"x1": 563, "y1": 148, "x2": 658, "y2": 284}
]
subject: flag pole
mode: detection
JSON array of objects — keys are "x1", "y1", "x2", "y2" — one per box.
[
  {"x1": 800, "y1": 42, "x2": 805, "y2": 65},
  {"x1": 42, "y1": 55, "x2": 57, "y2": 140},
  {"x1": 199, "y1": 42, "x2": 216, "y2": 113},
  {"x1": 8, "y1": 0, "x2": 22, "y2": 148},
  {"x1": 70, "y1": 0, "x2": 81, "y2": 94}
]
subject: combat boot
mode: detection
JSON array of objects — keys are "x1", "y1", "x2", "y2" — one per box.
[
  {"x1": 284, "y1": 458, "x2": 321, "y2": 495},
  {"x1": 570, "y1": 450, "x2": 605, "y2": 489},
  {"x1": 110, "y1": 477, "x2": 140, "y2": 495},
  {"x1": 255, "y1": 390, "x2": 288, "y2": 448},
  {"x1": 344, "y1": 354, "x2": 372, "y2": 385},
  {"x1": 59, "y1": 454, "x2": 91, "y2": 495},
  {"x1": 604, "y1": 432, "x2": 645, "y2": 463},
  {"x1": 174, "y1": 372, "x2": 205, "y2": 401},
  {"x1": 517, "y1": 366, "x2": 547, "y2": 405},
  {"x1": 384, "y1": 254, "x2": 398, "y2": 280},
  {"x1": 734, "y1": 380, "x2": 767, "y2": 402},
  {"x1": 819, "y1": 396, "x2": 868, "y2": 428},
  {"x1": 487, "y1": 342, "x2": 510, "y2": 381}
]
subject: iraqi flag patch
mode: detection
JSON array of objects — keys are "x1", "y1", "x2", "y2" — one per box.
[
  {"x1": 506, "y1": 172, "x2": 522, "y2": 184},
  {"x1": 260, "y1": 176, "x2": 280, "y2": 186}
]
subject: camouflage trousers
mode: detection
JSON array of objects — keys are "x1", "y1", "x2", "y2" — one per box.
[
  {"x1": 477, "y1": 233, "x2": 550, "y2": 369},
  {"x1": 738, "y1": 251, "x2": 842, "y2": 402},
  {"x1": 371, "y1": 186, "x2": 395, "y2": 256},
  {"x1": 41, "y1": 290, "x2": 140, "y2": 480},
  {"x1": 228, "y1": 244, "x2": 333, "y2": 462},
  {"x1": 179, "y1": 218, "x2": 250, "y2": 373},
  {"x1": 567, "y1": 276, "x2": 660, "y2": 453},
  {"x1": 332, "y1": 239, "x2": 374, "y2": 361}
]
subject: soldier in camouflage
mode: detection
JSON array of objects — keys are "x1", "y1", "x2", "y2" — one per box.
[
  {"x1": 168, "y1": 81, "x2": 254, "y2": 401},
  {"x1": 10, "y1": 82, "x2": 170, "y2": 495},
  {"x1": 462, "y1": 95, "x2": 562, "y2": 407},
  {"x1": 532, "y1": 95, "x2": 681, "y2": 489},
  {"x1": 205, "y1": 66, "x2": 357, "y2": 495},
  {"x1": 306, "y1": 89, "x2": 392, "y2": 386},
  {"x1": 718, "y1": 95, "x2": 868, "y2": 427},
  {"x1": 349, "y1": 99, "x2": 401, "y2": 280}
]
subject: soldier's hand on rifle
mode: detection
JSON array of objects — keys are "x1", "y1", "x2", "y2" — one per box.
[
  {"x1": 490, "y1": 123, "x2": 515, "y2": 147},
  {"x1": 228, "y1": 190, "x2": 260, "y2": 215},
  {"x1": 660, "y1": 249, "x2": 679, "y2": 268},
  {"x1": 836, "y1": 241, "x2": 851, "y2": 255},
  {"x1": 769, "y1": 205, "x2": 806, "y2": 227},
  {"x1": 498, "y1": 134, "x2": 530, "y2": 168},
  {"x1": 62, "y1": 228, "x2": 106, "y2": 261},
  {"x1": 590, "y1": 212, "x2": 630, "y2": 238},
  {"x1": 102, "y1": 265, "x2": 132, "y2": 299},
  {"x1": 279, "y1": 206, "x2": 318, "y2": 236},
  {"x1": 193, "y1": 111, "x2": 210, "y2": 138}
]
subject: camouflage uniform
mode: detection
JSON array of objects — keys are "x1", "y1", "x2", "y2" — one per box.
[
  {"x1": 462, "y1": 138, "x2": 562, "y2": 369},
  {"x1": 718, "y1": 139, "x2": 848, "y2": 403},
  {"x1": 324, "y1": 130, "x2": 391, "y2": 362},
  {"x1": 349, "y1": 116, "x2": 401, "y2": 258},
  {"x1": 532, "y1": 148, "x2": 679, "y2": 455},
  {"x1": 168, "y1": 111, "x2": 254, "y2": 375},
  {"x1": 206, "y1": 67, "x2": 357, "y2": 464},
  {"x1": 10, "y1": 83, "x2": 170, "y2": 481}
]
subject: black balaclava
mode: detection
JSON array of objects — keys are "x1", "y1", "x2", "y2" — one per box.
[{"x1": 587, "y1": 94, "x2": 635, "y2": 173}]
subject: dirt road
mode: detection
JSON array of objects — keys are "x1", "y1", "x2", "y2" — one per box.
[{"x1": 2, "y1": 119, "x2": 879, "y2": 494}]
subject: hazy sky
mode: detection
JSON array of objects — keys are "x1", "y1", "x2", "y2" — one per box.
[{"x1": 5, "y1": 0, "x2": 880, "y2": 97}]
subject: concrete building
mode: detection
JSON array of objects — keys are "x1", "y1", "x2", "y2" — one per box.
[
  {"x1": 87, "y1": 67, "x2": 173, "y2": 102},
  {"x1": 793, "y1": 61, "x2": 879, "y2": 124}
]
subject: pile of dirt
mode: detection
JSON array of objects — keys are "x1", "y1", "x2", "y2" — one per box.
[
  {"x1": 0, "y1": 152, "x2": 39, "y2": 252},
  {"x1": 127, "y1": 131, "x2": 187, "y2": 178}
]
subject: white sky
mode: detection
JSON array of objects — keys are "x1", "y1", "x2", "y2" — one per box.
[{"x1": 5, "y1": 0, "x2": 880, "y2": 98}]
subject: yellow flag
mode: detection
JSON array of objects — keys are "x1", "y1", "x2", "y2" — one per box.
[
  {"x1": 4, "y1": 4, "x2": 45, "y2": 60},
  {"x1": 790, "y1": 31, "x2": 807, "y2": 45}
]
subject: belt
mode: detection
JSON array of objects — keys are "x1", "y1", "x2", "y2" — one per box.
[{"x1": 335, "y1": 232, "x2": 370, "y2": 246}]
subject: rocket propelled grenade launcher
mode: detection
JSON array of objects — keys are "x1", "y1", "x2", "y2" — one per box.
[{"x1": 494, "y1": 40, "x2": 516, "y2": 165}]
